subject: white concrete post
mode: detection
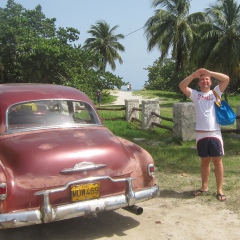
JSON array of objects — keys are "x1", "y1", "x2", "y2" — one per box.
[
  {"x1": 125, "y1": 99, "x2": 139, "y2": 122},
  {"x1": 142, "y1": 100, "x2": 160, "y2": 130},
  {"x1": 173, "y1": 102, "x2": 196, "y2": 141}
]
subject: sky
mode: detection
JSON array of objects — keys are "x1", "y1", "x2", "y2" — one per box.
[{"x1": 0, "y1": 0, "x2": 214, "y2": 90}]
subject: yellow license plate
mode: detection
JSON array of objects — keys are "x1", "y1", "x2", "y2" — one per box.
[{"x1": 71, "y1": 182, "x2": 100, "y2": 202}]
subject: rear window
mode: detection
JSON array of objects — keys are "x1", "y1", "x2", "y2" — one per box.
[{"x1": 7, "y1": 100, "x2": 101, "y2": 131}]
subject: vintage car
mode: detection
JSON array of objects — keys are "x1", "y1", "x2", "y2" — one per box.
[{"x1": 0, "y1": 84, "x2": 159, "y2": 229}]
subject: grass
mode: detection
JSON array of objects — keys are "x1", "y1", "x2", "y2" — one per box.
[{"x1": 98, "y1": 89, "x2": 240, "y2": 215}]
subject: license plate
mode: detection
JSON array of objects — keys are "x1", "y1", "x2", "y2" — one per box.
[{"x1": 71, "y1": 182, "x2": 100, "y2": 202}]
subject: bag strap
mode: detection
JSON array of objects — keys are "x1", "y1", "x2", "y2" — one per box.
[
  {"x1": 212, "y1": 90, "x2": 221, "y2": 101},
  {"x1": 212, "y1": 90, "x2": 221, "y2": 107}
]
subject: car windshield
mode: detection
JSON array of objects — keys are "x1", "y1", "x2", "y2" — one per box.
[{"x1": 7, "y1": 100, "x2": 101, "y2": 131}]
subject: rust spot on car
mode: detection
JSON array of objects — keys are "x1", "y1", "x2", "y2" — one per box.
[
  {"x1": 73, "y1": 132, "x2": 85, "y2": 137},
  {"x1": 38, "y1": 144, "x2": 54, "y2": 150},
  {"x1": 97, "y1": 169, "x2": 105, "y2": 175}
]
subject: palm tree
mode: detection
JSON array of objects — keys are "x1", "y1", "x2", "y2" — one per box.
[
  {"x1": 200, "y1": 0, "x2": 240, "y2": 95},
  {"x1": 84, "y1": 20, "x2": 125, "y2": 71},
  {"x1": 144, "y1": 0, "x2": 208, "y2": 75}
]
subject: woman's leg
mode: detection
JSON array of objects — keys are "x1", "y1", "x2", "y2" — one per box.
[
  {"x1": 200, "y1": 157, "x2": 211, "y2": 191},
  {"x1": 212, "y1": 156, "x2": 225, "y2": 197}
]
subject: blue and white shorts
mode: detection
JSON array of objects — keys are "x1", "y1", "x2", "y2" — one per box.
[{"x1": 196, "y1": 131, "x2": 224, "y2": 158}]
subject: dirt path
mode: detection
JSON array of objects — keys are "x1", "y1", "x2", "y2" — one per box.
[
  {"x1": 1, "y1": 196, "x2": 239, "y2": 240},
  {"x1": 111, "y1": 90, "x2": 146, "y2": 105}
]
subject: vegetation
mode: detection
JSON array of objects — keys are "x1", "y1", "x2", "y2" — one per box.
[
  {"x1": 99, "y1": 90, "x2": 240, "y2": 215},
  {"x1": 144, "y1": 58, "x2": 193, "y2": 92},
  {"x1": 200, "y1": 0, "x2": 240, "y2": 81},
  {"x1": 0, "y1": 0, "x2": 126, "y2": 102},
  {"x1": 199, "y1": 0, "x2": 240, "y2": 98},
  {"x1": 84, "y1": 20, "x2": 125, "y2": 72},
  {"x1": 1, "y1": 0, "x2": 239, "y2": 100},
  {"x1": 144, "y1": 0, "x2": 240, "y2": 96},
  {"x1": 144, "y1": 0, "x2": 207, "y2": 75}
]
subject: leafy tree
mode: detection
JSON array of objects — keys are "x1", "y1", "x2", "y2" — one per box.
[
  {"x1": 144, "y1": 58, "x2": 176, "y2": 91},
  {"x1": 144, "y1": 0, "x2": 208, "y2": 79},
  {"x1": 197, "y1": 0, "x2": 240, "y2": 95},
  {"x1": 0, "y1": 0, "x2": 126, "y2": 102},
  {"x1": 144, "y1": 58, "x2": 193, "y2": 92},
  {"x1": 0, "y1": 0, "x2": 57, "y2": 82},
  {"x1": 84, "y1": 20, "x2": 125, "y2": 71}
]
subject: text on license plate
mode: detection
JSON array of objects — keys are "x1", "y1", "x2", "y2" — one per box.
[{"x1": 71, "y1": 182, "x2": 100, "y2": 202}]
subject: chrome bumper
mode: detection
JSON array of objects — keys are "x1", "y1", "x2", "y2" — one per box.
[{"x1": 0, "y1": 176, "x2": 159, "y2": 229}]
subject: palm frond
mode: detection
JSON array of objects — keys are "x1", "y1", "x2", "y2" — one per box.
[{"x1": 84, "y1": 20, "x2": 125, "y2": 71}]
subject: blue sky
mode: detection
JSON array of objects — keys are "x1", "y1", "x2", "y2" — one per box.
[{"x1": 1, "y1": 0, "x2": 213, "y2": 90}]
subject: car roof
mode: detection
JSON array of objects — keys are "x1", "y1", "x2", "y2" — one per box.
[
  {"x1": 0, "y1": 83, "x2": 92, "y2": 107},
  {"x1": 0, "y1": 84, "x2": 97, "y2": 133}
]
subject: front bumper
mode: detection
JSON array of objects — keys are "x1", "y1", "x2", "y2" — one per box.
[{"x1": 0, "y1": 176, "x2": 159, "y2": 229}]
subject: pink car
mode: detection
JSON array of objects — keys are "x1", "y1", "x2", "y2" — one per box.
[{"x1": 0, "y1": 84, "x2": 159, "y2": 229}]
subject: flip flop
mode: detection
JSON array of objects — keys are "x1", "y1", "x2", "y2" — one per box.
[
  {"x1": 193, "y1": 189, "x2": 208, "y2": 196},
  {"x1": 216, "y1": 193, "x2": 226, "y2": 202}
]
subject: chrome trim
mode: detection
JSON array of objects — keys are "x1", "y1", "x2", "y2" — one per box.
[
  {"x1": 34, "y1": 176, "x2": 137, "y2": 220},
  {"x1": 34, "y1": 176, "x2": 135, "y2": 196},
  {"x1": 60, "y1": 162, "x2": 106, "y2": 174},
  {"x1": 0, "y1": 175, "x2": 159, "y2": 229},
  {"x1": 6, "y1": 123, "x2": 103, "y2": 134}
]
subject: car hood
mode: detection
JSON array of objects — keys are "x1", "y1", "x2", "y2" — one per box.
[{"x1": 0, "y1": 127, "x2": 137, "y2": 189}]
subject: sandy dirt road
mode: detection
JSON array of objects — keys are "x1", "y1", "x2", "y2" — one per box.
[
  {"x1": 0, "y1": 195, "x2": 239, "y2": 240},
  {"x1": 110, "y1": 90, "x2": 146, "y2": 105}
]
